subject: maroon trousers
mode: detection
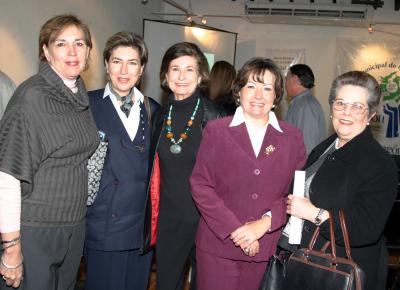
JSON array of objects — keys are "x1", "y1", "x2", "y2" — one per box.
[{"x1": 196, "y1": 248, "x2": 267, "y2": 290}]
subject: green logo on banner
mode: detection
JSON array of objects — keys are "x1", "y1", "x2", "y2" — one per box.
[{"x1": 380, "y1": 71, "x2": 400, "y2": 102}]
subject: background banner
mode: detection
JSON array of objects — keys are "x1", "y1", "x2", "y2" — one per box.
[
  {"x1": 266, "y1": 48, "x2": 305, "y2": 119},
  {"x1": 265, "y1": 48, "x2": 305, "y2": 76},
  {"x1": 336, "y1": 38, "x2": 400, "y2": 155}
]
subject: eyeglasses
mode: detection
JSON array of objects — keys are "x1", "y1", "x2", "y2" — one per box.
[{"x1": 332, "y1": 99, "x2": 368, "y2": 115}]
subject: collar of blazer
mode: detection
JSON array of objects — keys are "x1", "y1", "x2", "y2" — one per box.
[{"x1": 307, "y1": 126, "x2": 373, "y2": 166}]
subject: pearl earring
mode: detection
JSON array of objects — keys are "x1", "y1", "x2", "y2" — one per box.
[{"x1": 329, "y1": 115, "x2": 332, "y2": 119}]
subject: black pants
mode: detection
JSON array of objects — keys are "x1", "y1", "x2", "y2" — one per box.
[
  {"x1": 156, "y1": 217, "x2": 198, "y2": 290},
  {"x1": 1, "y1": 221, "x2": 85, "y2": 290}
]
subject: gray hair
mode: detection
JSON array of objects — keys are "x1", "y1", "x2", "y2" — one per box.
[{"x1": 329, "y1": 71, "x2": 381, "y2": 115}]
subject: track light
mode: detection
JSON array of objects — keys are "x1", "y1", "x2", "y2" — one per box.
[
  {"x1": 201, "y1": 17, "x2": 207, "y2": 25},
  {"x1": 368, "y1": 24, "x2": 373, "y2": 33}
]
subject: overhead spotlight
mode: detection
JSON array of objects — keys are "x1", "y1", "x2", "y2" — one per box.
[
  {"x1": 201, "y1": 17, "x2": 207, "y2": 25},
  {"x1": 141, "y1": 0, "x2": 148, "y2": 4},
  {"x1": 186, "y1": 15, "x2": 193, "y2": 22},
  {"x1": 368, "y1": 24, "x2": 373, "y2": 33}
]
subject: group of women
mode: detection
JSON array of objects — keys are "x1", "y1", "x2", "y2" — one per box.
[{"x1": 0, "y1": 13, "x2": 397, "y2": 290}]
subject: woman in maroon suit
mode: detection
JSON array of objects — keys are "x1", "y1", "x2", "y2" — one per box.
[{"x1": 190, "y1": 58, "x2": 306, "y2": 290}]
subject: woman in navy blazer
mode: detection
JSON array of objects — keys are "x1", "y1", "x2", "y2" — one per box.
[
  {"x1": 85, "y1": 32, "x2": 158, "y2": 290},
  {"x1": 190, "y1": 58, "x2": 306, "y2": 290}
]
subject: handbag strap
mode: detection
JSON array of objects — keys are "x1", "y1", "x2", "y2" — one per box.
[
  {"x1": 328, "y1": 212, "x2": 337, "y2": 259},
  {"x1": 338, "y1": 210, "x2": 353, "y2": 260},
  {"x1": 307, "y1": 210, "x2": 353, "y2": 262},
  {"x1": 307, "y1": 216, "x2": 337, "y2": 260}
]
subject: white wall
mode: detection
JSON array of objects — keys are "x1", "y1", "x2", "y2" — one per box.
[
  {"x1": 0, "y1": 0, "x2": 160, "y2": 90},
  {"x1": 160, "y1": 0, "x2": 400, "y2": 134}
]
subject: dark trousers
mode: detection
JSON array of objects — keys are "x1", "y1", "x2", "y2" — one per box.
[
  {"x1": 84, "y1": 248, "x2": 153, "y2": 290},
  {"x1": 1, "y1": 221, "x2": 85, "y2": 290},
  {"x1": 156, "y1": 217, "x2": 198, "y2": 290}
]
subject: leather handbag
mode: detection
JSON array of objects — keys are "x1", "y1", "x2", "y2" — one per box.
[
  {"x1": 282, "y1": 210, "x2": 365, "y2": 290},
  {"x1": 258, "y1": 250, "x2": 287, "y2": 290}
]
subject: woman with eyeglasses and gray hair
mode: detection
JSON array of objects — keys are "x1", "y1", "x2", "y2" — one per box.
[{"x1": 286, "y1": 71, "x2": 398, "y2": 290}]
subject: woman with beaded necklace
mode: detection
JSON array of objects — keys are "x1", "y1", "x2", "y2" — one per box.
[{"x1": 141, "y1": 42, "x2": 225, "y2": 290}]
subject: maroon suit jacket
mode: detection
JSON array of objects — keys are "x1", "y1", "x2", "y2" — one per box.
[{"x1": 190, "y1": 116, "x2": 306, "y2": 262}]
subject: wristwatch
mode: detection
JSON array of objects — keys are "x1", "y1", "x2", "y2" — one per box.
[{"x1": 314, "y1": 208, "x2": 325, "y2": 226}]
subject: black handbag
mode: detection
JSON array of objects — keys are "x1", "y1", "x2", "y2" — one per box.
[
  {"x1": 258, "y1": 250, "x2": 287, "y2": 290},
  {"x1": 282, "y1": 210, "x2": 365, "y2": 290}
]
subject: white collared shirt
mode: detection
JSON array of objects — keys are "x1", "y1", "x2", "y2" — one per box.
[
  {"x1": 230, "y1": 106, "x2": 283, "y2": 157},
  {"x1": 103, "y1": 83, "x2": 144, "y2": 141}
]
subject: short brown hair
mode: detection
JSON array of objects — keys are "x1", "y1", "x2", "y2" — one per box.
[
  {"x1": 232, "y1": 57, "x2": 284, "y2": 106},
  {"x1": 159, "y1": 42, "x2": 209, "y2": 92},
  {"x1": 38, "y1": 14, "x2": 92, "y2": 61},
  {"x1": 103, "y1": 32, "x2": 148, "y2": 68}
]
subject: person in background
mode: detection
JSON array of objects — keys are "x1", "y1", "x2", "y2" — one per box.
[
  {"x1": 141, "y1": 42, "x2": 225, "y2": 290},
  {"x1": 287, "y1": 71, "x2": 398, "y2": 290},
  {"x1": 84, "y1": 32, "x2": 158, "y2": 290},
  {"x1": 285, "y1": 64, "x2": 325, "y2": 155},
  {"x1": 190, "y1": 57, "x2": 306, "y2": 290},
  {"x1": 209, "y1": 60, "x2": 237, "y2": 115},
  {"x1": 0, "y1": 70, "x2": 16, "y2": 120},
  {"x1": 0, "y1": 14, "x2": 98, "y2": 289}
]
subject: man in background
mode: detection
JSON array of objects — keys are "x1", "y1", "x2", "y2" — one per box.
[
  {"x1": 285, "y1": 64, "x2": 325, "y2": 154},
  {"x1": 0, "y1": 70, "x2": 16, "y2": 119}
]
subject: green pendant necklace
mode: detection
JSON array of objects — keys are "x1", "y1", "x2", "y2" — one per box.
[{"x1": 165, "y1": 98, "x2": 201, "y2": 154}]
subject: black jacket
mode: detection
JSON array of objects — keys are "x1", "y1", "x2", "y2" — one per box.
[
  {"x1": 300, "y1": 127, "x2": 398, "y2": 290},
  {"x1": 140, "y1": 95, "x2": 225, "y2": 254}
]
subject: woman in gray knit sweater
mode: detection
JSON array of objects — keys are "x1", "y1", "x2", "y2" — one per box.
[{"x1": 0, "y1": 15, "x2": 98, "y2": 290}]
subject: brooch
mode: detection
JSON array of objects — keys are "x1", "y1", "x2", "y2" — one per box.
[{"x1": 265, "y1": 145, "x2": 276, "y2": 156}]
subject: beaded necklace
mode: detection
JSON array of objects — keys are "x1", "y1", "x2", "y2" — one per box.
[{"x1": 165, "y1": 97, "x2": 201, "y2": 154}]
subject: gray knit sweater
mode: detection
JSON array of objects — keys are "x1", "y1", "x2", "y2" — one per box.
[{"x1": 0, "y1": 62, "x2": 99, "y2": 226}]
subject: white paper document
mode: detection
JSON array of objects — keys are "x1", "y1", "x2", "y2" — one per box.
[{"x1": 289, "y1": 170, "x2": 305, "y2": 244}]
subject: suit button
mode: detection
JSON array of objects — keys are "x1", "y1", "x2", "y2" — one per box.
[
  {"x1": 251, "y1": 193, "x2": 258, "y2": 199},
  {"x1": 113, "y1": 179, "x2": 119, "y2": 185},
  {"x1": 304, "y1": 225, "x2": 311, "y2": 232},
  {"x1": 326, "y1": 155, "x2": 335, "y2": 161},
  {"x1": 254, "y1": 169, "x2": 261, "y2": 175},
  {"x1": 111, "y1": 213, "x2": 118, "y2": 219}
]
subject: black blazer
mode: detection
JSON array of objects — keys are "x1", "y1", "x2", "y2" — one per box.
[
  {"x1": 300, "y1": 127, "x2": 398, "y2": 290},
  {"x1": 140, "y1": 93, "x2": 226, "y2": 254}
]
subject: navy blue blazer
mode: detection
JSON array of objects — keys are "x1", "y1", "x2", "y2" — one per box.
[{"x1": 85, "y1": 88, "x2": 159, "y2": 251}]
